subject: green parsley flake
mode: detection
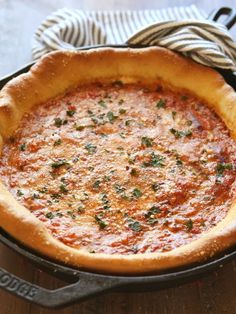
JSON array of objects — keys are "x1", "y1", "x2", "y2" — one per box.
[
  {"x1": 141, "y1": 137, "x2": 153, "y2": 147},
  {"x1": 170, "y1": 128, "x2": 192, "y2": 138},
  {"x1": 76, "y1": 125, "x2": 85, "y2": 131},
  {"x1": 100, "y1": 193, "x2": 110, "y2": 210},
  {"x1": 31, "y1": 193, "x2": 40, "y2": 200},
  {"x1": 216, "y1": 162, "x2": 233, "y2": 176},
  {"x1": 92, "y1": 180, "x2": 101, "y2": 189},
  {"x1": 132, "y1": 188, "x2": 142, "y2": 199},
  {"x1": 95, "y1": 215, "x2": 107, "y2": 229},
  {"x1": 125, "y1": 120, "x2": 132, "y2": 126},
  {"x1": 145, "y1": 206, "x2": 161, "y2": 218},
  {"x1": 156, "y1": 99, "x2": 166, "y2": 109},
  {"x1": 119, "y1": 108, "x2": 126, "y2": 114},
  {"x1": 53, "y1": 139, "x2": 62, "y2": 146},
  {"x1": 128, "y1": 220, "x2": 142, "y2": 232},
  {"x1": 185, "y1": 219, "x2": 193, "y2": 231},
  {"x1": 107, "y1": 111, "x2": 117, "y2": 123},
  {"x1": 54, "y1": 118, "x2": 67, "y2": 127},
  {"x1": 17, "y1": 189, "x2": 24, "y2": 197},
  {"x1": 172, "y1": 111, "x2": 177, "y2": 120},
  {"x1": 130, "y1": 168, "x2": 138, "y2": 176},
  {"x1": 19, "y1": 143, "x2": 26, "y2": 151},
  {"x1": 151, "y1": 183, "x2": 161, "y2": 191},
  {"x1": 114, "y1": 184, "x2": 126, "y2": 194},
  {"x1": 46, "y1": 212, "x2": 54, "y2": 219},
  {"x1": 60, "y1": 184, "x2": 68, "y2": 193},
  {"x1": 143, "y1": 152, "x2": 165, "y2": 168},
  {"x1": 38, "y1": 187, "x2": 48, "y2": 194},
  {"x1": 66, "y1": 110, "x2": 76, "y2": 117},
  {"x1": 51, "y1": 159, "x2": 69, "y2": 169},
  {"x1": 98, "y1": 99, "x2": 107, "y2": 108},
  {"x1": 85, "y1": 143, "x2": 97, "y2": 154}
]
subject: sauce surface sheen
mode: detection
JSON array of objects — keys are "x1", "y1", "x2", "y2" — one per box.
[{"x1": 0, "y1": 82, "x2": 235, "y2": 254}]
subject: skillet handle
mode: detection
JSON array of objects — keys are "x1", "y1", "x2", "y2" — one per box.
[
  {"x1": 208, "y1": 7, "x2": 236, "y2": 29},
  {"x1": 0, "y1": 267, "x2": 123, "y2": 309}
]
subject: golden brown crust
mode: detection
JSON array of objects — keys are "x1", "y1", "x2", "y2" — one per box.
[{"x1": 0, "y1": 47, "x2": 236, "y2": 274}]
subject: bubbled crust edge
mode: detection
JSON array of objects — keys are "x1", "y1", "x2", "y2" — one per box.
[{"x1": 0, "y1": 47, "x2": 236, "y2": 274}]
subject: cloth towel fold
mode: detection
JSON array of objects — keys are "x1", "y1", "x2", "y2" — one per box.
[{"x1": 33, "y1": 5, "x2": 236, "y2": 71}]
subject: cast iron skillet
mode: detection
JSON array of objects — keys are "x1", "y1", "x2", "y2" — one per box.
[{"x1": 0, "y1": 7, "x2": 236, "y2": 309}]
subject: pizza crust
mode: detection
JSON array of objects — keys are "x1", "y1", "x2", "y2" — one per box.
[{"x1": 0, "y1": 47, "x2": 236, "y2": 274}]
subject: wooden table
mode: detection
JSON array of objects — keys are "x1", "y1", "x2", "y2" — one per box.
[{"x1": 0, "y1": 0, "x2": 236, "y2": 313}]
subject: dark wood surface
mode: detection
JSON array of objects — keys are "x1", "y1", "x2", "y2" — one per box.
[{"x1": 0, "y1": 0, "x2": 236, "y2": 313}]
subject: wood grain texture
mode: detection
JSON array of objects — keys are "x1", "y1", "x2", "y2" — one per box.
[{"x1": 0, "y1": 0, "x2": 236, "y2": 313}]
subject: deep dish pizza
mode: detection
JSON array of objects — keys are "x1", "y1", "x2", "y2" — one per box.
[{"x1": 0, "y1": 47, "x2": 235, "y2": 274}]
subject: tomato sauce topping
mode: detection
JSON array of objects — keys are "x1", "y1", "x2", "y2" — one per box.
[{"x1": 0, "y1": 81, "x2": 235, "y2": 254}]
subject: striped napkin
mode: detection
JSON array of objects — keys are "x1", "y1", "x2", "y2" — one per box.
[{"x1": 32, "y1": 5, "x2": 236, "y2": 71}]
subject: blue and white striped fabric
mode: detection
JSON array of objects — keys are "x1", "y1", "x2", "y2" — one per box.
[{"x1": 32, "y1": 5, "x2": 236, "y2": 71}]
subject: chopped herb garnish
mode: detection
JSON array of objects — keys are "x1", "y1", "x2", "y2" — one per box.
[
  {"x1": 51, "y1": 193, "x2": 61, "y2": 200},
  {"x1": 151, "y1": 183, "x2": 160, "y2": 191},
  {"x1": 46, "y1": 212, "x2": 54, "y2": 219},
  {"x1": 114, "y1": 184, "x2": 126, "y2": 194},
  {"x1": 67, "y1": 211, "x2": 76, "y2": 219},
  {"x1": 141, "y1": 136, "x2": 153, "y2": 148},
  {"x1": 181, "y1": 95, "x2": 188, "y2": 101},
  {"x1": 54, "y1": 118, "x2": 67, "y2": 127},
  {"x1": 170, "y1": 128, "x2": 192, "y2": 138},
  {"x1": 186, "y1": 120, "x2": 192, "y2": 126},
  {"x1": 95, "y1": 215, "x2": 107, "y2": 229},
  {"x1": 176, "y1": 158, "x2": 183, "y2": 166},
  {"x1": 60, "y1": 184, "x2": 68, "y2": 193},
  {"x1": 19, "y1": 143, "x2": 26, "y2": 151},
  {"x1": 77, "y1": 206, "x2": 85, "y2": 214},
  {"x1": 100, "y1": 193, "x2": 110, "y2": 210},
  {"x1": 107, "y1": 111, "x2": 117, "y2": 123},
  {"x1": 38, "y1": 187, "x2": 48, "y2": 193},
  {"x1": 156, "y1": 99, "x2": 166, "y2": 109},
  {"x1": 98, "y1": 99, "x2": 107, "y2": 108},
  {"x1": 185, "y1": 219, "x2": 193, "y2": 231},
  {"x1": 100, "y1": 133, "x2": 108, "y2": 138},
  {"x1": 104, "y1": 175, "x2": 111, "y2": 182},
  {"x1": 31, "y1": 193, "x2": 40, "y2": 200},
  {"x1": 147, "y1": 218, "x2": 158, "y2": 225},
  {"x1": 145, "y1": 206, "x2": 161, "y2": 218},
  {"x1": 117, "y1": 146, "x2": 124, "y2": 151},
  {"x1": 85, "y1": 143, "x2": 97, "y2": 154},
  {"x1": 118, "y1": 99, "x2": 124, "y2": 105},
  {"x1": 119, "y1": 108, "x2": 126, "y2": 114},
  {"x1": 53, "y1": 139, "x2": 62, "y2": 146},
  {"x1": 132, "y1": 188, "x2": 142, "y2": 199},
  {"x1": 125, "y1": 119, "x2": 133, "y2": 126},
  {"x1": 17, "y1": 189, "x2": 24, "y2": 197},
  {"x1": 128, "y1": 220, "x2": 142, "y2": 232},
  {"x1": 66, "y1": 109, "x2": 76, "y2": 117},
  {"x1": 51, "y1": 159, "x2": 69, "y2": 169},
  {"x1": 76, "y1": 125, "x2": 85, "y2": 131},
  {"x1": 54, "y1": 118, "x2": 63, "y2": 127},
  {"x1": 216, "y1": 162, "x2": 233, "y2": 176},
  {"x1": 143, "y1": 152, "x2": 165, "y2": 168},
  {"x1": 92, "y1": 180, "x2": 101, "y2": 189},
  {"x1": 172, "y1": 111, "x2": 177, "y2": 120},
  {"x1": 130, "y1": 168, "x2": 138, "y2": 176},
  {"x1": 91, "y1": 117, "x2": 98, "y2": 124}
]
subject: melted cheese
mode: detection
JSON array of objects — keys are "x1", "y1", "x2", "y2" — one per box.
[{"x1": 0, "y1": 82, "x2": 235, "y2": 254}]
